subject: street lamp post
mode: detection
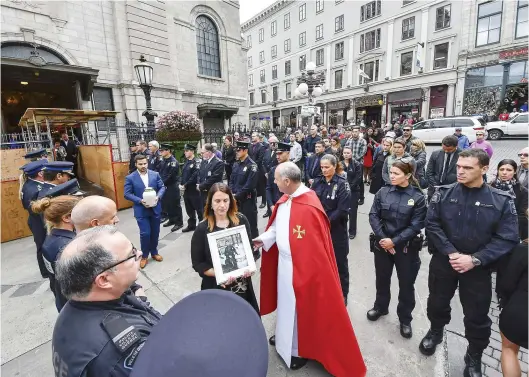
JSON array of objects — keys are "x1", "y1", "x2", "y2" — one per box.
[
  {"x1": 294, "y1": 61, "x2": 325, "y2": 105},
  {"x1": 134, "y1": 55, "x2": 158, "y2": 135}
]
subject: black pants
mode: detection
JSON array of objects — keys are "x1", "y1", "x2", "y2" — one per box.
[
  {"x1": 427, "y1": 253, "x2": 492, "y2": 352},
  {"x1": 331, "y1": 219, "x2": 349, "y2": 299},
  {"x1": 162, "y1": 183, "x2": 183, "y2": 226},
  {"x1": 184, "y1": 190, "x2": 203, "y2": 229},
  {"x1": 359, "y1": 178, "x2": 365, "y2": 200},
  {"x1": 200, "y1": 191, "x2": 209, "y2": 212},
  {"x1": 348, "y1": 191, "x2": 359, "y2": 236},
  {"x1": 225, "y1": 164, "x2": 233, "y2": 184},
  {"x1": 29, "y1": 216, "x2": 48, "y2": 277},
  {"x1": 238, "y1": 197, "x2": 258, "y2": 239},
  {"x1": 374, "y1": 246, "x2": 421, "y2": 325}
]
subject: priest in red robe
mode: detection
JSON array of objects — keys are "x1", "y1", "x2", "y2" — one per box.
[{"x1": 253, "y1": 162, "x2": 366, "y2": 376}]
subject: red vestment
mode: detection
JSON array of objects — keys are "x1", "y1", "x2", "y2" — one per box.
[{"x1": 260, "y1": 190, "x2": 367, "y2": 377}]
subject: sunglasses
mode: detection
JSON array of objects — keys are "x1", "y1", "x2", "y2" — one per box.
[
  {"x1": 403, "y1": 129, "x2": 411, "y2": 132},
  {"x1": 96, "y1": 245, "x2": 140, "y2": 276},
  {"x1": 519, "y1": 153, "x2": 529, "y2": 157},
  {"x1": 476, "y1": 133, "x2": 485, "y2": 136}
]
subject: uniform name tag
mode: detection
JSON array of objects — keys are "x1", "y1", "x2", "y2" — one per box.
[
  {"x1": 208, "y1": 171, "x2": 211, "y2": 176},
  {"x1": 450, "y1": 199, "x2": 458, "y2": 203},
  {"x1": 102, "y1": 316, "x2": 142, "y2": 353},
  {"x1": 407, "y1": 199, "x2": 414, "y2": 206}
]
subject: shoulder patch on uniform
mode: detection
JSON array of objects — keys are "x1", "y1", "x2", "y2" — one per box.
[
  {"x1": 431, "y1": 189, "x2": 441, "y2": 203},
  {"x1": 344, "y1": 181, "x2": 350, "y2": 192},
  {"x1": 509, "y1": 200, "x2": 517, "y2": 215},
  {"x1": 124, "y1": 341, "x2": 145, "y2": 370},
  {"x1": 170, "y1": 162, "x2": 176, "y2": 167},
  {"x1": 251, "y1": 165, "x2": 257, "y2": 172}
]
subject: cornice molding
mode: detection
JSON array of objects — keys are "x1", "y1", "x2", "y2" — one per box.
[{"x1": 241, "y1": 0, "x2": 294, "y2": 32}]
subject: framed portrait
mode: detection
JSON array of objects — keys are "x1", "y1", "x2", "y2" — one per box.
[{"x1": 207, "y1": 225, "x2": 257, "y2": 285}]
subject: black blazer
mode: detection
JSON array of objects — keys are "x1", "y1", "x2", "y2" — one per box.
[
  {"x1": 222, "y1": 145, "x2": 236, "y2": 165},
  {"x1": 263, "y1": 147, "x2": 278, "y2": 173},
  {"x1": 426, "y1": 148, "x2": 460, "y2": 196},
  {"x1": 60, "y1": 139, "x2": 77, "y2": 163},
  {"x1": 492, "y1": 182, "x2": 529, "y2": 240},
  {"x1": 342, "y1": 159, "x2": 363, "y2": 192}
]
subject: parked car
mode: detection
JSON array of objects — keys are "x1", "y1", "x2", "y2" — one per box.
[
  {"x1": 485, "y1": 113, "x2": 529, "y2": 140},
  {"x1": 412, "y1": 117, "x2": 486, "y2": 143}
]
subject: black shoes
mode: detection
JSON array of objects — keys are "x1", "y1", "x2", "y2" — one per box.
[
  {"x1": 171, "y1": 224, "x2": 183, "y2": 232},
  {"x1": 463, "y1": 348, "x2": 483, "y2": 377},
  {"x1": 290, "y1": 356, "x2": 308, "y2": 370},
  {"x1": 349, "y1": 233, "x2": 356, "y2": 239},
  {"x1": 358, "y1": 198, "x2": 365, "y2": 205},
  {"x1": 263, "y1": 211, "x2": 271, "y2": 218},
  {"x1": 366, "y1": 308, "x2": 389, "y2": 321},
  {"x1": 419, "y1": 328, "x2": 444, "y2": 356},
  {"x1": 269, "y1": 335, "x2": 275, "y2": 346},
  {"x1": 160, "y1": 217, "x2": 167, "y2": 223},
  {"x1": 259, "y1": 203, "x2": 266, "y2": 209},
  {"x1": 181, "y1": 227, "x2": 195, "y2": 233},
  {"x1": 163, "y1": 221, "x2": 175, "y2": 228},
  {"x1": 253, "y1": 250, "x2": 261, "y2": 261},
  {"x1": 400, "y1": 323, "x2": 412, "y2": 339}
]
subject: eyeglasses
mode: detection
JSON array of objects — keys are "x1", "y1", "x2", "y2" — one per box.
[
  {"x1": 96, "y1": 245, "x2": 140, "y2": 276},
  {"x1": 476, "y1": 133, "x2": 485, "y2": 136},
  {"x1": 403, "y1": 129, "x2": 412, "y2": 132},
  {"x1": 519, "y1": 153, "x2": 529, "y2": 157}
]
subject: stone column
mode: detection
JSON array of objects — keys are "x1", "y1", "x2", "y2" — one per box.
[
  {"x1": 446, "y1": 83, "x2": 456, "y2": 116},
  {"x1": 421, "y1": 87, "x2": 430, "y2": 119},
  {"x1": 348, "y1": 37, "x2": 354, "y2": 86},
  {"x1": 386, "y1": 20, "x2": 394, "y2": 79}
]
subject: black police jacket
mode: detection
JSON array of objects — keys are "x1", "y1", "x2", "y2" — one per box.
[
  {"x1": 369, "y1": 185, "x2": 427, "y2": 247},
  {"x1": 128, "y1": 152, "x2": 137, "y2": 173},
  {"x1": 229, "y1": 157, "x2": 258, "y2": 202},
  {"x1": 342, "y1": 159, "x2": 363, "y2": 192},
  {"x1": 37, "y1": 181, "x2": 56, "y2": 199},
  {"x1": 159, "y1": 156, "x2": 180, "y2": 186},
  {"x1": 181, "y1": 158, "x2": 200, "y2": 188},
  {"x1": 148, "y1": 150, "x2": 163, "y2": 172},
  {"x1": 52, "y1": 291, "x2": 161, "y2": 377},
  {"x1": 427, "y1": 183, "x2": 519, "y2": 266},
  {"x1": 198, "y1": 157, "x2": 224, "y2": 192},
  {"x1": 311, "y1": 174, "x2": 350, "y2": 223}
]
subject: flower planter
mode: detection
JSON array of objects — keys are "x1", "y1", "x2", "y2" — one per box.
[{"x1": 155, "y1": 111, "x2": 202, "y2": 162}]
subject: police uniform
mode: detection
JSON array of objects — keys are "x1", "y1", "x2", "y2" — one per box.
[
  {"x1": 368, "y1": 184, "x2": 426, "y2": 332},
  {"x1": 180, "y1": 144, "x2": 202, "y2": 232},
  {"x1": 129, "y1": 142, "x2": 138, "y2": 173},
  {"x1": 20, "y1": 160, "x2": 49, "y2": 278},
  {"x1": 420, "y1": 182, "x2": 519, "y2": 365},
  {"x1": 52, "y1": 291, "x2": 162, "y2": 377},
  {"x1": 265, "y1": 142, "x2": 291, "y2": 210},
  {"x1": 148, "y1": 149, "x2": 163, "y2": 172},
  {"x1": 343, "y1": 158, "x2": 363, "y2": 238},
  {"x1": 198, "y1": 154, "x2": 224, "y2": 208},
  {"x1": 311, "y1": 173, "x2": 351, "y2": 301},
  {"x1": 37, "y1": 161, "x2": 75, "y2": 199},
  {"x1": 158, "y1": 144, "x2": 183, "y2": 231},
  {"x1": 18, "y1": 148, "x2": 48, "y2": 200}
]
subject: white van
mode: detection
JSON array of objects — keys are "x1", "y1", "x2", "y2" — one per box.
[{"x1": 412, "y1": 117, "x2": 486, "y2": 143}]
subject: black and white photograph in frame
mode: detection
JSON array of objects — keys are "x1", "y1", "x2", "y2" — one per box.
[{"x1": 207, "y1": 225, "x2": 257, "y2": 285}]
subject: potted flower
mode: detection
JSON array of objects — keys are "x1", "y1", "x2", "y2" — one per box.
[{"x1": 155, "y1": 110, "x2": 202, "y2": 161}]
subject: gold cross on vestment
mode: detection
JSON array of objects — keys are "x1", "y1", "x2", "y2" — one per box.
[{"x1": 293, "y1": 225, "x2": 306, "y2": 239}]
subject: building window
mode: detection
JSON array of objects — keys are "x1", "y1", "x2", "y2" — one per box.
[
  {"x1": 286, "y1": 83, "x2": 292, "y2": 99},
  {"x1": 261, "y1": 91, "x2": 267, "y2": 104},
  {"x1": 477, "y1": 1, "x2": 503, "y2": 46},
  {"x1": 196, "y1": 16, "x2": 221, "y2": 78},
  {"x1": 299, "y1": 32, "x2": 306, "y2": 47},
  {"x1": 299, "y1": 55, "x2": 306, "y2": 71},
  {"x1": 299, "y1": 3, "x2": 307, "y2": 21},
  {"x1": 249, "y1": 74, "x2": 253, "y2": 86},
  {"x1": 271, "y1": 20, "x2": 277, "y2": 36},
  {"x1": 247, "y1": 35, "x2": 252, "y2": 48},
  {"x1": 248, "y1": 57, "x2": 252, "y2": 68},
  {"x1": 284, "y1": 13, "x2": 291, "y2": 29},
  {"x1": 273, "y1": 86, "x2": 279, "y2": 101},
  {"x1": 361, "y1": 0, "x2": 381, "y2": 22},
  {"x1": 360, "y1": 29, "x2": 381, "y2": 53},
  {"x1": 249, "y1": 92, "x2": 254, "y2": 105},
  {"x1": 433, "y1": 42, "x2": 449, "y2": 69},
  {"x1": 435, "y1": 4, "x2": 451, "y2": 30},
  {"x1": 335, "y1": 41, "x2": 344, "y2": 60},
  {"x1": 335, "y1": 69, "x2": 343, "y2": 89},
  {"x1": 316, "y1": 24, "x2": 324, "y2": 40},
  {"x1": 272, "y1": 65, "x2": 278, "y2": 79},
  {"x1": 400, "y1": 51, "x2": 413, "y2": 76},
  {"x1": 316, "y1": 0, "x2": 324, "y2": 13},
  {"x1": 259, "y1": 28, "x2": 264, "y2": 42},
  {"x1": 284, "y1": 39, "x2": 291, "y2": 53},
  {"x1": 285, "y1": 60, "x2": 291, "y2": 75},
  {"x1": 402, "y1": 16, "x2": 415, "y2": 40},
  {"x1": 316, "y1": 48, "x2": 324, "y2": 66},
  {"x1": 359, "y1": 60, "x2": 379, "y2": 84},
  {"x1": 260, "y1": 69, "x2": 265, "y2": 83},
  {"x1": 517, "y1": 0, "x2": 528, "y2": 38},
  {"x1": 335, "y1": 15, "x2": 344, "y2": 32},
  {"x1": 259, "y1": 51, "x2": 265, "y2": 63},
  {"x1": 271, "y1": 45, "x2": 277, "y2": 58}
]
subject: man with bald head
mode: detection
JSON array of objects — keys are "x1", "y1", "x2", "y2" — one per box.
[
  {"x1": 517, "y1": 147, "x2": 528, "y2": 188},
  {"x1": 52, "y1": 225, "x2": 161, "y2": 376},
  {"x1": 71, "y1": 195, "x2": 119, "y2": 231}
]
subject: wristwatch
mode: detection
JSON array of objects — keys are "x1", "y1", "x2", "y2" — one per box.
[{"x1": 471, "y1": 255, "x2": 482, "y2": 266}]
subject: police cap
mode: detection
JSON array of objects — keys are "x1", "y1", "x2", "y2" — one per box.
[
  {"x1": 276, "y1": 142, "x2": 292, "y2": 152},
  {"x1": 235, "y1": 141, "x2": 251, "y2": 150},
  {"x1": 22, "y1": 160, "x2": 48, "y2": 175},
  {"x1": 44, "y1": 161, "x2": 75, "y2": 176},
  {"x1": 24, "y1": 148, "x2": 48, "y2": 160},
  {"x1": 183, "y1": 143, "x2": 196, "y2": 151},
  {"x1": 159, "y1": 143, "x2": 172, "y2": 151},
  {"x1": 130, "y1": 290, "x2": 268, "y2": 377},
  {"x1": 44, "y1": 179, "x2": 85, "y2": 198}
]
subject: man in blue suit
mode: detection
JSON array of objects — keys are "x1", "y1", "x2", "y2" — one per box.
[{"x1": 124, "y1": 155, "x2": 166, "y2": 269}]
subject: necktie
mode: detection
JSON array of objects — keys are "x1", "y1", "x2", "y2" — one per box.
[{"x1": 441, "y1": 153, "x2": 451, "y2": 183}]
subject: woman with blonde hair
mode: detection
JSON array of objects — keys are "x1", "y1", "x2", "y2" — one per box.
[
  {"x1": 410, "y1": 138, "x2": 427, "y2": 189},
  {"x1": 32, "y1": 194, "x2": 81, "y2": 312},
  {"x1": 191, "y1": 182, "x2": 258, "y2": 313}
]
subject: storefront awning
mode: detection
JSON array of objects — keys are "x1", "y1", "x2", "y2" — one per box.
[
  {"x1": 387, "y1": 88, "x2": 423, "y2": 104},
  {"x1": 18, "y1": 108, "x2": 119, "y2": 127},
  {"x1": 197, "y1": 103, "x2": 239, "y2": 119}
]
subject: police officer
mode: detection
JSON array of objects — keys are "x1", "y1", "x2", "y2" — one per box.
[
  {"x1": 266, "y1": 141, "x2": 291, "y2": 212},
  {"x1": 20, "y1": 160, "x2": 49, "y2": 278},
  {"x1": 52, "y1": 226, "x2": 162, "y2": 377},
  {"x1": 18, "y1": 148, "x2": 48, "y2": 200},
  {"x1": 229, "y1": 141, "x2": 259, "y2": 260},
  {"x1": 38, "y1": 161, "x2": 75, "y2": 198},
  {"x1": 180, "y1": 144, "x2": 202, "y2": 232},
  {"x1": 31, "y1": 179, "x2": 85, "y2": 311},
  {"x1": 368, "y1": 159, "x2": 426, "y2": 339},
  {"x1": 419, "y1": 149, "x2": 519, "y2": 377},
  {"x1": 198, "y1": 143, "x2": 224, "y2": 208},
  {"x1": 129, "y1": 142, "x2": 139, "y2": 173},
  {"x1": 159, "y1": 144, "x2": 184, "y2": 232},
  {"x1": 341, "y1": 146, "x2": 363, "y2": 239},
  {"x1": 311, "y1": 154, "x2": 351, "y2": 304},
  {"x1": 148, "y1": 140, "x2": 163, "y2": 172}
]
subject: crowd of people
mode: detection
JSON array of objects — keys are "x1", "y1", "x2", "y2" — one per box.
[{"x1": 16, "y1": 120, "x2": 528, "y2": 377}]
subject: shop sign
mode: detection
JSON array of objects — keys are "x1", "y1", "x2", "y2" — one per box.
[
  {"x1": 355, "y1": 94, "x2": 383, "y2": 107},
  {"x1": 327, "y1": 99, "x2": 351, "y2": 111},
  {"x1": 430, "y1": 107, "x2": 445, "y2": 118},
  {"x1": 411, "y1": 108, "x2": 419, "y2": 114},
  {"x1": 387, "y1": 89, "x2": 422, "y2": 104},
  {"x1": 499, "y1": 47, "x2": 528, "y2": 60},
  {"x1": 392, "y1": 101, "x2": 420, "y2": 108}
]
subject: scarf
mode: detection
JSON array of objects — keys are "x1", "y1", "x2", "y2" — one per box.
[{"x1": 494, "y1": 177, "x2": 517, "y2": 197}]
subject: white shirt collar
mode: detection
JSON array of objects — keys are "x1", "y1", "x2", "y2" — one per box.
[{"x1": 290, "y1": 183, "x2": 310, "y2": 198}]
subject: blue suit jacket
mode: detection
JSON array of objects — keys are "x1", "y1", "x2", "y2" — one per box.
[{"x1": 124, "y1": 170, "x2": 166, "y2": 218}]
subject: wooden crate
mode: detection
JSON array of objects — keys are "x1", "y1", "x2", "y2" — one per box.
[
  {"x1": 112, "y1": 162, "x2": 133, "y2": 210},
  {"x1": 1, "y1": 180, "x2": 31, "y2": 243}
]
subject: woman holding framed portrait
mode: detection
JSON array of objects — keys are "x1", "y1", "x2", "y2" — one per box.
[{"x1": 191, "y1": 183, "x2": 259, "y2": 314}]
